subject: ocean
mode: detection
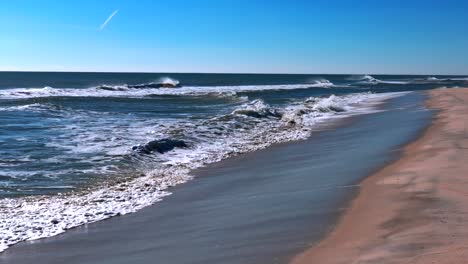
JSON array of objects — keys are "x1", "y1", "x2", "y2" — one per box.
[{"x1": 0, "y1": 72, "x2": 464, "y2": 254}]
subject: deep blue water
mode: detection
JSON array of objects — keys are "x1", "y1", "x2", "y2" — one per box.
[{"x1": 0, "y1": 72, "x2": 466, "y2": 90}]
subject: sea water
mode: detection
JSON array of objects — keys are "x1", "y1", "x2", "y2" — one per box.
[{"x1": 0, "y1": 72, "x2": 461, "y2": 252}]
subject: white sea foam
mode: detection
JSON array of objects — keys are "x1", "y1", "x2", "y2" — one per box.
[
  {"x1": 0, "y1": 81, "x2": 334, "y2": 99},
  {"x1": 0, "y1": 91, "x2": 408, "y2": 252},
  {"x1": 358, "y1": 75, "x2": 468, "y2": 85},
  {"x1": 158, "y1": 77, "x2": 180, "y2": 87},
  {"x1": 449, "y1": 77, "x2": 468, "y2": 81},
  {"x1": 0, "y1": 103, "x2": 47, "y2": 112},
  {"x1": 422, "y1": 76, "x2": 468, "y2": 82},
  {"x1": 353, "y1": 75, "x2": 409, "y2": 85}
]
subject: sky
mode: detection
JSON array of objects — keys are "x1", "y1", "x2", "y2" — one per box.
[{"x1": 1, "y1": 0, "x2": 467, "y2": 75}]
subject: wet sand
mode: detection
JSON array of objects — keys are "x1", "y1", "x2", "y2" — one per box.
[{"x1": 292, "y1": 88, "x2": 468, "y2": 264}]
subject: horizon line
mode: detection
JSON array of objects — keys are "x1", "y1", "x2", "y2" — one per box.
[{"x1": 0, "y1": 70, "x2": 466, "y2": 76}]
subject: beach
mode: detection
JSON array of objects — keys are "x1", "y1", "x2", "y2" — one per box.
[
  {"x1": 0, "y1": 90, "x2": 430, "y2": 264},
  {"x1": 2, "y1": 1, "x2": 467, "y2": 263},
  {"x1": 2, "y1": 71, "x2": 466, "y2": 263},
  {"x1": 1, "y1": 72, "x2": 442, "y2": 253},
  {"x1": 292, "y1": 88, "x2": 468, "y2": 263}
]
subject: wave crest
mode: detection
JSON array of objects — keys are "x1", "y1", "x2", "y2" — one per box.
[
  {"x1": 0, "y1": 80, "x2": 334, "y2": 99},
  {"x1": 353, "y1": 75, "x2": 409, "y2": 85},
  {"x1": 232, "y1": 99, "x2": 282, "y2": 118},
  {"x1": 98, "y1": 77, "x2": 181, "y2": 91},
  {"x1": 306, "y1": 94, "x2": 346, "y2": 112}
]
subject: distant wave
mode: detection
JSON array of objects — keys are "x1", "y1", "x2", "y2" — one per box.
[
  {"x1": 308, "y1": 78, "x2": 334, "y2": 87},
  {"x1": 0, "y1": 80, "x2": 335, "y2": 99},
  {"x1": 360, "y1": 75, "x2": 380, "y2": 84},
  {"x1": 353, "y1": 75, "x2": 409, "y2": 85},
  {"x1": 351, "y1": 75, "x2": 468, "y2": 86},
  {"x1": 410, "y1": 76, "x2": 447, "y2": 83},
  {"x1": 399, "y1": 76, "x2": 468, "y2": 84},
  {"x1": 449, "y1": 77, "x2": 468, "y2": 81},
  {"x1": 98, "y1": 77, "x2": 181, "y2": 90},
  {"x1": 157, "y1": 77, "x2": 180, "y2": 87},
  {"x1": 420, "y1": 76, "x2": 468, "y2": 82},
  {"x1": 0, "y1": 91, "x2": 406, "y2": 252}
]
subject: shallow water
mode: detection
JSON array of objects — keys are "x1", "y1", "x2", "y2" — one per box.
[{"x1": 0, "y1": 92, "x2": 432, "y2": 264}]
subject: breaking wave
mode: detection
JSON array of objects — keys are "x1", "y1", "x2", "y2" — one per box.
[
  {"x1": 0, "y1": 80, "x2": 334, "y2": 99},
  {"x1": 415, "y1": 76, "x2": 468, "y2": 83},
  {"x1": 98, "y1": 77, "x2": 181, "y2": 90},
  {"x1": 353, "y1": 75, "x2": 409, "y2": 85},
  {"x1": 352, "y1": 75, "x2": 468, "y2": 85},
  {"x1": 232, "y1": 99, "x2": 282, "y2": 118},
  {"x1": 308, "y1": 78, "x2": 334, "y2": 87},
  {"x1": 0, "y1": 91, "x2": 408, "y2": 252}
]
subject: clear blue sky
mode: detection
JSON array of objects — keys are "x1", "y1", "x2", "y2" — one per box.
[{"x1": 1, "y1": 0, "x2": 467, "y2": 74}]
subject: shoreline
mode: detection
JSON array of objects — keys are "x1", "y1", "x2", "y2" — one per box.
[
  {"x1": 291, "y1": 88, "x2": 468, "y2": 264},
  {"x1": 0, "y1": 92, "x2": 404, "y2": 253},
  {"x1": 0, "y1": 92, "x2": 431, "y2": 264}
]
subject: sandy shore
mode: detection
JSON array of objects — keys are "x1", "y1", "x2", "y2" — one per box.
[{"x1": 292, "y1": 88, "x2": 468, "y2": 264}]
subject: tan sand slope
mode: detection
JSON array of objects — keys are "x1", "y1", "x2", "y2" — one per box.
[{"x1": 292, "y1": 88, "x2": 468, "y2": 264}]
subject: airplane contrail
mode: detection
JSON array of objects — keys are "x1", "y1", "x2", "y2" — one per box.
[{"x1": 99, "y1": 9, "x2": 119, "y2": 31}]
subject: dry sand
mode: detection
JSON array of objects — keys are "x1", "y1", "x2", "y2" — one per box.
[{"x1": 291, "y1": 88, "x2": 468, "y2": 264}]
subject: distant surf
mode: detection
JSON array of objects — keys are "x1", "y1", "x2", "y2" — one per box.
[
  {"x1": 351, "y1": 75, "x2": 409, "y2": 85},
  {"x1": 0, "y1": 79, "x2": 334, "y2": 99}
]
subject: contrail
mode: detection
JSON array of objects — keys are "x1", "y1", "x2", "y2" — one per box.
[{"x1": 99, "y1": 9, "x2": 119, "y2": 31}]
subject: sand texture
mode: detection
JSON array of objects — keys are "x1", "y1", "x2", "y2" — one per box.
[{"x1": 292, "y1": 88, "x2": 468, "y2": 264}]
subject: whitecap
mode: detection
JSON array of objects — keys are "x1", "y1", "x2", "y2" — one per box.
[{"x1": 0, "y1": 81, "x2": 335, "y2": 100}]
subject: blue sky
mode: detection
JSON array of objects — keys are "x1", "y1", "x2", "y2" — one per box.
[{"x1": 1, "y1": 0, "x2": 467, "y2": 74}]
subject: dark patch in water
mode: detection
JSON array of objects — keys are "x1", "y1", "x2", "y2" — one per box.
[
  {"x1": 132, "y1": 139, "x2": 188, "y2": 154},
  {"x1": 97, "y1": 81, "x2": 180, "y2": 91},
  {"x1": 128, "y1": 82, "x2": 179, "y2": 89},
  {"x1": 233, "y1": 109, "x2": 282, "y2": 118}
]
